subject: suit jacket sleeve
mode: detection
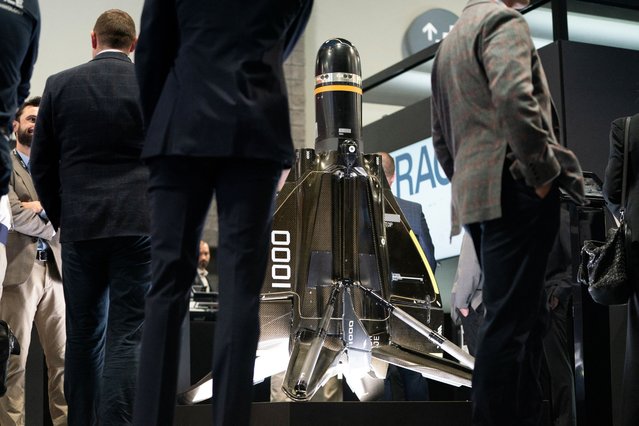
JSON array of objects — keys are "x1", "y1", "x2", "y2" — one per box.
[
  {"x1": 8, "y1": 176, "x2": 55, "y2": 239},
  {"x1": 30, "y1": 79, "x2": 62, "y2": 230},
  {"x1": 283, "y1": 0, "x2": 313, "y2": 59},
  {"x1": 135, "y1": 0, "x2": 179, "y2": 126},
  {"x1": 417, "y1": 211, "x2": 437, "y2": 272},
  {"x1": 603, "y1": 117, "x2": 626, "y2": 219},
  {"x1": 451, "y1": 233, "x2": 481, "y2": 323},
  {"x1": 481, "y1": 9, "x2": 560, "y2": 187},
  {"x1": 16, "y1": 16, "x2": 40, "y2": 108},
  {"x1": 0, "y1": 137, "x2": 11, "y2": 196},
  {"x1": 431, "y1": 98, "x2": 454, "y2": 181}
]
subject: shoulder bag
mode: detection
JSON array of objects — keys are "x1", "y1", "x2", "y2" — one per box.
[{"x1": 578, "y1": 116, "x2": 633, "y2": 305}]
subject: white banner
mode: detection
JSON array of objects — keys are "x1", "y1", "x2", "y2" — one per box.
[{"x1": 390, "y1": 137, "x2": 463, "y2": 260}]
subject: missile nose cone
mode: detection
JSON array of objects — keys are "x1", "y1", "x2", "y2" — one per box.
[
  {"x1": 315, "y1": 38, "x2": 361, "y2": 77},
  {"x1": 314, "y1": 38, "x2": 363, "y2": 152}
]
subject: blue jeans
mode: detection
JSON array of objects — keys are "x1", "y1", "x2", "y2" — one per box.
[{"x1": 62, "y1": 236, "x2": 151, "y2": 426}]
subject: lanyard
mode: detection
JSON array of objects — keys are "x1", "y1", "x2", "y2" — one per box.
[{"x1": 12, "y1": 149, "x2": 29, "y2": 174}]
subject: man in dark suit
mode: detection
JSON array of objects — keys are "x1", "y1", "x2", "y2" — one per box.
[
  {"x1": 0, "y1": 0, "x2": 40, "y2": 402},
  {"x1": 30, "y1": 10, "x2": 151, "y2": 425},
  {"x1": 379, "y1": 152, "x2": 436, "y2": 273},
  {"x1": 132, "y1": 1, "x2": 313, "y2": 425},
  {"x1": 603, "y1": 114, "x2": 639, "y2": 426},
  {"x1": 192, "y1": 240, "x2": 213, "y2": 293},
  {"x1": 431, "y1": 0, "x2": 584, "y2": 425},
  {"x1": 0, "y1": 97, "x2": 66, "y2": 425},
  {"x1": 380, "y1": 151, "x2": 435, "y2": 401},
  {"x1": 0, "y1": 0, "x2": 40, "y2": 193},
  {"x1": 542, "y1": 204, "x2": 577, "y2": 426},
  {"x1": 395, "y1": 195, "x2": 437, "y2": 272}
]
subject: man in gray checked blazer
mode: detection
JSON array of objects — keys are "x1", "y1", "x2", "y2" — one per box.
[{"x1": 431, "y1": 1, "x2": 584, "y2": 425}]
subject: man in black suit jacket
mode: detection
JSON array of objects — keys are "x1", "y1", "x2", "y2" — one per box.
[
  {"x1": 0, "y1": 0, "x2": 40, "y2": 192},
  {"x1": 380, "y1": 151, "x2": 435, "y2": 401},
  {"x1": 133, "y1": 1, "x2": 312, "y2": 425},
  {"x1": 380, "y1": 152, "x2": 436, "y2": 272},
  {"x1": 30, "y1": 10, "x2": 151, "y2": 425},
  {"x1": 0, "y1": 0, "x2": 40, "y2": 402},
  {"x1": 604, "y1": 114, "x2": 639, "y2": 426}
]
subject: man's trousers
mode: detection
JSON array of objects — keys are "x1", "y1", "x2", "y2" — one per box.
[
  {"x1": 62, "y1": 236, "x2": 151, "y2": 426},
  {"x1": 0, "y1": 259, "x2": 66, "y2": 425},
  {"x1": 468, "y1": 171, "x2": 560, "y2": 426},
  {"x1": 133, "y1": 156, "x2": 281, "y2": 426}
]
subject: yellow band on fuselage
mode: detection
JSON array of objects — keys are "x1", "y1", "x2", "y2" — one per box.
[
  {"x1": 409, "y1": 230, "x2": 440, "y2": 295},
  {"x1": 314, "y1": 85, "x2": 363, "y2": 95}
]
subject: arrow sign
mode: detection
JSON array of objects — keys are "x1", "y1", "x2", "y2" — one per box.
[
  {"x1": 422, "y1": 22, "x2": 438, "y2": 41},
  {"x1": 404, "y1": 9, "x2": 459, "y2": 57}
]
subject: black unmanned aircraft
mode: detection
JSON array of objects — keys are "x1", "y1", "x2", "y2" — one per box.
[{"x1": 181, "y1": 38, "x2": 473, "y2": 404}]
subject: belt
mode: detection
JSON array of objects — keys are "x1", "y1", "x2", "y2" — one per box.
[{"x1": 35, "y1": 250, "x2": 48, "y2": 262}]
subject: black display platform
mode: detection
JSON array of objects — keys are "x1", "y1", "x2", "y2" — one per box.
[{"x1": 174, "y1": 401, "x2": 551, "y2": 426}]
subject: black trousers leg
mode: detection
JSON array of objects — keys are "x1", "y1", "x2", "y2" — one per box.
[
  {"x1": 212, "y1": 159, "x2": 280, "y2": 426},
  {"x1": 542, "y1": 294, "x2": 576, "y2": 426},
  {"x1": 133, "y1": 156, "x2": 280, "y2": 426},
  {"x1": 133, "y1": 157, "x2": 215, "y2": 426},
  {"x1": 460, "y1": 304, "x2": 484, "y2": 357},
  {"x1": 469, "y1": 174, "x2": 559, "y2": 426},
  {"x1": 621, "y1": 242, "x2": 639, "y2": 426}
]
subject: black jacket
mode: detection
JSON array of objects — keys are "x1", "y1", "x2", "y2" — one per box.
[
  {"x1": 135, "y1": 0, "x2": 313, "y2": 168},
  {"x1": 604, "y1": 114, "x2": 639, "y2": 243},
  {"x1": 30, "y1": 51, "x2": 150, "y2": 242},
  {"x1": 0, "y1": 0, "x2": 40, "y2": 194}
]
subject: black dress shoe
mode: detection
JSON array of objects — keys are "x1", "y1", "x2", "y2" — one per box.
[{"x1": 0, "y1": 320, "x2": 20, "y2": 397}]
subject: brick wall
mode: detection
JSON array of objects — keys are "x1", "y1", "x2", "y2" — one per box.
[{"x1": 284, "y1": 36, "x2": 307, "y2": 149}]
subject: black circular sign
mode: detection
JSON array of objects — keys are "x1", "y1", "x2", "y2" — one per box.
[{"x1": 402, "y1": 9, "x2": 459, "y2": 57}]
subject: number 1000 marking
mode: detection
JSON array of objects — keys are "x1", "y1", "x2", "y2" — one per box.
[{"x1": 271, "y1": 230, "x2": 291, "y2": 289}]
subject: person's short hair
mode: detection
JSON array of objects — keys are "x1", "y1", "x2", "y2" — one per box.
[
  {"x1": 93, "y1": 9, "x2": 136, "y2": 50},
  {"x1": 15, "y1": 96, "x2": 41, "y2": 121},
  {"x1": 378, "y1": 152, "x2": 395, "y2": 181}
]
